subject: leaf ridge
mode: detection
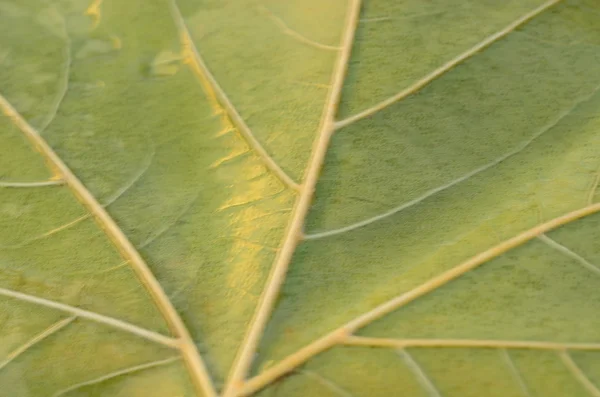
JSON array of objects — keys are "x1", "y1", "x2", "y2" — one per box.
[
  {"x1": 559, "y1": 351, "x2": 600, "y2": 397},
  {"x1": 0, "y1": 287, "x2": 176, "y2": 347},
  {"x1": 222, "y1": 1, "x2": 363, "y2": 395},
  {"x1": 0, "y1": 316, "x2": 76, "y2": 371},
  {"x1": 397, "y1": 349, "x2": 442, "y2": 397},
  {"x1": 0, "y1": 93, "x2": 217, "y2": 397},
  {"x1": 307, "y1": 80, "x2": 600, "y2": 240},
  {"x1": 334, "y1": 0, "x2": 564, "y2": 130},
  {"x1": 167, "y1": 0, "x2": 300, "y2": 191},
  {"x1": 51, "y1": 356, "x2": 181, "y2": 397},
  {"x1": 240, "y1": 202, "x2": 600, "y2": 396}
]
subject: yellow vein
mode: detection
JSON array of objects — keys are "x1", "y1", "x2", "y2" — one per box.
[
  {"x1": 168, "y1": 0, "x2": 300, "y2": 191},
  {"x1": 306, "y1": 81, "x2": 600, "y2": 240},
  {"x1": 397, "y1": 349, "x2": 442, "y2": 397},
  {"x1": 259, "y1": 6, "x2": 341, "y2": 51},
  {"x1": 559, "y1": 350, "x2": 600, "y2": 397},
  {"x1": 501, "y1": 349, "x2": 532, "y2": 397},
  {"x1": 0, "y1": 94, "x2": 217, "y2": 397},
  {"x1": 0, "y1": 316, "x2": 76, "y2": 371},
  {"x1": 334, "y1": 0, "x2": 563, "y2": 129},
  {"x1": 0, "y1": 180, "x2": 64, "y2": 188},
  {"x1": 342, "y1": 337, "x2": 600, "y2": 351},
  {"x1": 538, "y1": 234, "x2": 600, "y2": 276},
  {"x1": 52, "y1": 356, "x2": 180, "y2": 397},
  {"x1": 222, "y1": 1, "x2": 362, "y2": 395},
  {"x1": 240, "y1": 202, "x2": 600, "y2": 396},
  {"x1": 0, "y1": 288, "x2": 175, "y2": 347}
]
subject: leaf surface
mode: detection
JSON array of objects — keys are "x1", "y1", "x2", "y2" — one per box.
[{"x1": 1, "y1": 0, "x2": 600, "y2": 396}]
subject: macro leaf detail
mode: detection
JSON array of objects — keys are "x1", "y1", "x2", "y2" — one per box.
[{"x1": 1, "y1": 0, "x2": 600, "y2": 396}]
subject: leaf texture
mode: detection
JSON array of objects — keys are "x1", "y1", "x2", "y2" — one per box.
[{"x1": 1, "y1": 0, "x2": 600, "y2": 396}]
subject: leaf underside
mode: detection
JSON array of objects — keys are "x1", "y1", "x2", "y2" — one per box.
[{"x1": 1, "y1": 0, "x2": 600, "y2": 396}]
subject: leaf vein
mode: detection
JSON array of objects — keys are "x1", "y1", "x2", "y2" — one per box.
[
  {"x1": 397, "y1": 348, "x2": 442, "y2": 397},
  {"x1": 299, "y1": 370, "x2": 354, "y2": 397},
  {"x1": 222, "y1": 1, "x2": 363, "y2": 394},
  {"x1": 559, "y1": 351, "x2": 600, "y2": 397},
  {"x1": 0, "y1": 91, "x2": 216, "y2": 397},
  {"x1": 240, "y1": 202, "x2": 600, "y2": 396},
  {"x1": 0, "y1": 180, "x2": 64, "y2": 188},
  {"x1": 0, "y1": 287, "x2": 176, "y2": 347},
  {"x1": 167, "y1": 0, "x2": 300, "y2": 191},
  {"x1": 306, "y1": 80, "x2": 600, "y2": 240},
  {"x1": 501, "y1": 349, "x2": 533, "y2": 397},
  {"x1": 51, "y1": 356, "x2": 180, "y2": 397},
  {"x1": 258, "y1": 6, "x2": 341, "y2": 51},
  {"x1": 334, "y1": 0, "x2": 563, "y2": 129},
  {"x1": 538, "y1": 234, "x2": 600, "y2": 277},
  {"x1": 0, "y1": 316, "x2": 76, "y2": 371}
]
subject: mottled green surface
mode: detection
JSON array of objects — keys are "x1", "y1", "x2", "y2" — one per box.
[{"x1": 2, "y1": 0, "x2": 600, "y2": 396}]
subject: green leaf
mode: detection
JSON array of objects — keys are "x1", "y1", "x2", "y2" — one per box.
[{"x1": 1, "y1": 0, "x2": 600, "y2": 396}]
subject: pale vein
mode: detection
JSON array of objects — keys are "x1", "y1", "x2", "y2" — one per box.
[
  {"x1": 259, "y1": 6, "x2": 341, "y2": 51},
  {"x1": 559, "y1": 351, "x2": 600, "y2": 397},
  {"x1": 334, "y1": 0, "x2": 564, "y2": 129},
  {"x1": 501, "y1": 349, "x2": 532, "y2": 397},
  {"x1": 306, "y1": 81, "x2": 600, "y2": 240},
  {"x1": 0, "y1": 287, "x2": 176, "y2": 347},
  {"x1": 300, "y1": 370, "x2": 354, "y2": 397},
  {"x1": 39, "y1": 8, "x2": 71, "y2": 134},
  {"x1": 538, "y1": 234, "x2": 600, "y2": 276},
  {"x1": 52, "y1": 356, "x2": 180, "y2": 397},
  {"x1": 397, "y1": 349, "x2": 442, "y2": 397},
  {"x1": 0, "y1": 316, "x2": 76, "y2": 371}
]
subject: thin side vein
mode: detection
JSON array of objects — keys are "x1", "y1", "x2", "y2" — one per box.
[
  {"x1": 258, "y1": 6, "x2": 341, "y2": 51},
  {"x1": 0, "y1": 288, "x2": 176, "y2": 347},
  {"x1": 167, "y1": 0, "x2": 300, "y2": 191},
  {"x1": 306, "y1": 80, "x2": 600, "y2": 240},
  {"x1": 501, "y1": 349, "x2": 532, "y2": 397},
  {"x1": 299, "y1": 370, "x2": 354, "y2": 397},
  {"x1": 538, "y1": 234, "x2": 600, "y2": 276},
  {"x1": 559, "y1": 351, "x2": 600, "y2": 397},
  {"x1": 334, "y1": 0, "x2": 563, "y2": 129},
  {"x1": 38, "y1": 7, "x2": 71, "y2": 135},
  {"x1": 0, "y1": 316, "x2": 76, "y2": 371},
  {"x1": 397, "y1": 349, "x2": 442, "y2": 397},
  {"x1": 52, "y1": 356, "x2": 181, "y2": 397}
]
